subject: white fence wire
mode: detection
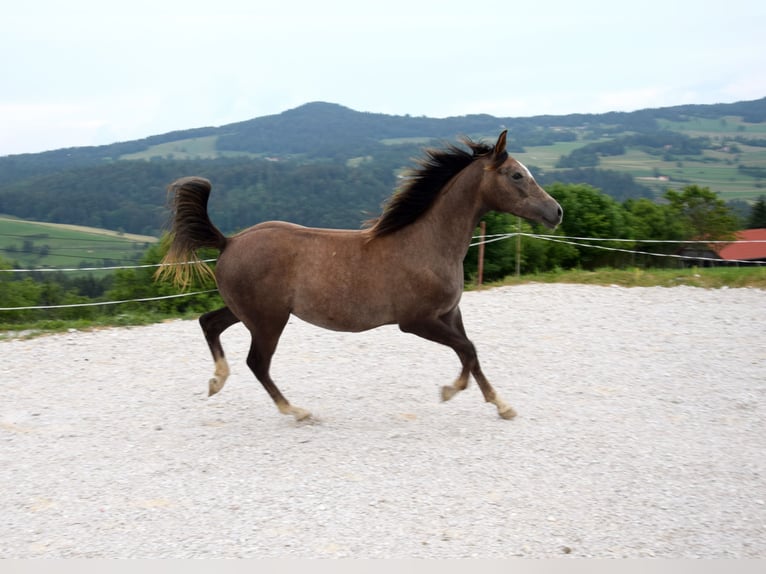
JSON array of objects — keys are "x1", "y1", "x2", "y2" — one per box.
[{"x1": 1, "y1": 234, "x2": 764, "y2": 311}]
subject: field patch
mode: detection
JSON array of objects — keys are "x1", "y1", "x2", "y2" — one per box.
[{"x1": 0, "y1": 216, "x2": 156, "y2": 271}]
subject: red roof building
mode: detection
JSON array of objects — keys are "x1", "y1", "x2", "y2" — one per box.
[
  {"x1": 716, "y1": 228, "x2": 766, "y2": 262},
  {"x1": 678, "y1": 228, "x2": 766, "y2": 265}
]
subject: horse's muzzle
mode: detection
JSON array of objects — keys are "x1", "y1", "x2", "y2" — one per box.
[{"x1": 542, "y1": 204, "x2": 563, "y2": 229}]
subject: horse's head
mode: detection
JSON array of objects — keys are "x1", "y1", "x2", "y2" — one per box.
[{"x1": 479, "y1": 131, "x2": 563, "y2": 229}]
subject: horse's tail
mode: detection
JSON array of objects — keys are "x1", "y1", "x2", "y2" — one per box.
[{"x1": 155, "y1": 177, "x2": 227, "y2": 289}]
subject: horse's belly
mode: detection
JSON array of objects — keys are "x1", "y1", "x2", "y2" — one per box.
[{"x1": 292, "y1": 297, "x2": 393, "y2": 333}]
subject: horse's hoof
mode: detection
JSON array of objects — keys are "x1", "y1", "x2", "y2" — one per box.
[
  {"x1": 292, "y1": 407, "x2": 312, "y2": 422},
  {"x1": 279, "y1": 403, "x2": 312, "y2": 421},
  {"x1": 208, "y1": 377, "x2": 224, "y2": 396},
  {"x1": 441, "y1": 385, "x2": 458, "y2": 402},
  {"x1": 498, "y1": 405, "x2": 517, "y2": 420}
]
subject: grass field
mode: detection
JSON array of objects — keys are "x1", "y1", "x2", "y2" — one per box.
[
  {"x1": 657, "y1": 116, "x2": 766, "y2": 135},
  {"x1": 515, "y1": 115, "x2": 766, "y2": 201},
  {"x1": 598, "y1": 148, "x2": 766, "y2": 200},
  {"x1": 0, "y1": 216, "x2": 157, "y2": 271},
  {"x1": 513, "y1": 140, "x2": 591, "y2": 172},
  {"x1": 473, "y1": 265, "x2": 766, "y2": 290},
  {"x1": 120, "y1": 135, "x2": 260, "y2": 161}
]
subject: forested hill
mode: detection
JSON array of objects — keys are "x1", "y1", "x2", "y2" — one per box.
[{"x1": 1, "y1": 98, "x2": 765, "y2": 236}]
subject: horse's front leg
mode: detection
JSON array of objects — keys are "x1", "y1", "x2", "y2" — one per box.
[
  {"x1": 440, "y1": 362, "x2": 470, "y2": 402},
  {"x1": 400, "y1": 309, "x2": 516, "y2": 420},
  {"x1": 468, "y1": 362, "x2": 516, "y2": 420},
  {"x1": 439, "y1": 358, "x2": 516, "y2": 419},
  {"x1": 440, "y1": 307, "x2": 516, "y2": 419}
]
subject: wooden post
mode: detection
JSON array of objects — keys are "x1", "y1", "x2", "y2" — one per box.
[
  {"x1": 515, "y1": 217, "x2": 522, "y2": 277},
  {"x1": 477, "y1": 220, "x2": 486, "y2": 286}
]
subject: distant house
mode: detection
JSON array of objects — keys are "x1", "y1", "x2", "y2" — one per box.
[{"x1": 678, "y1": 228, "x2": 766, "y2": 265}]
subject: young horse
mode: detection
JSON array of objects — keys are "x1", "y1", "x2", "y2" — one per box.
[{"x1": 157, "y1": 131, "x2": 562, "y2": 421}]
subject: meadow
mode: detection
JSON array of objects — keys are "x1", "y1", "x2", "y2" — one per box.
[
  {"x1": 477, "y1": 265, "x2": 766, "y2": 290},
  {"x1": 119, "y1": 135, "x2": 260, "y2": 161},
  {"x1": 515, "y1": 115, "x2": 766, "y2": 201},
  {"x1": 0, "y1": 216, "x2": 156, "y2": 272}
]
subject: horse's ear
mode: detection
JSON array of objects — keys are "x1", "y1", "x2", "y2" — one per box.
[
  {"x1": 487, "y1": 130, "x2": 509, "y2": 170},
  {"x1": 494, "y1": 130, "x2": 508, "y2": 155}
]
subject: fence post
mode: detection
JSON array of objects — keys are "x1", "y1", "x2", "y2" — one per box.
[
  {"x1": 477, "y1": 220, "x2": 486, "y2": 286},
  {"x1": 515, "y1": 217, "x2": 522, "y2": 277}
]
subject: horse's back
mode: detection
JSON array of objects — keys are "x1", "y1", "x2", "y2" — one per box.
[{"x1": 215, "y1": 222, "x2": 397, "y2": 330}]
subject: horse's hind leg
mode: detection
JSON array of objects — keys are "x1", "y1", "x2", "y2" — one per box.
[
  {"x1": 244, "y1": 314, "x2": 311, "y2": 422},
  {"x1": 199, "y1": 306, "x2": 240, "y2": 396}
]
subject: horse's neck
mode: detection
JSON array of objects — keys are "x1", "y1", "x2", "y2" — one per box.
[{"x1": 411, "y1": 166, "x2": 487, "y2": 261}]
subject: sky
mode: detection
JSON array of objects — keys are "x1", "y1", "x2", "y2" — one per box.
[{"x1": 2, "y1": 0, "x2": 765, "y2": 156}]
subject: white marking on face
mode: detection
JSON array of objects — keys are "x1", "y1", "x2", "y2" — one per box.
[{"x1": 518, "y1": 161, "x2": 533, "y2": 179}]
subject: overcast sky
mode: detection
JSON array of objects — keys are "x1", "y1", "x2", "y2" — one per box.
[{"x1": 2, "y1": 0, "x2": 765, "y2": 156}]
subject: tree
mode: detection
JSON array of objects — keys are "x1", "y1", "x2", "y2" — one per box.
[
  {"x1": 747, "y1": 195, "x2": 766, "y2": 228},
  {"x1": 547, "y1": 183, "x2": 635, "y2": 268},
  {"x1": 0, "y1": 257, "x2": 42, "y2": 323},
  {"x1": 623, "y1": 198, "x2": 684, "y2": 241},
  {"x1": 622, "y1": 197, "x2": 686, "y2": 266},
  {"x1": 663, "y1": 185, "x2": 740, "y2": 240}
]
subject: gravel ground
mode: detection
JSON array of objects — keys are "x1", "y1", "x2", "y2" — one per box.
[{"x1": 1, "y1": 284, "x2": 764, "y2": 558}]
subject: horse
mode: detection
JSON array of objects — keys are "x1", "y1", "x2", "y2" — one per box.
[{"x1": 156, "y1": 130, "x2": 562, "y2": 421}]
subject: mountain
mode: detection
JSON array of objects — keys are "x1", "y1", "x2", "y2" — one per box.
[{"x1": 1, "y1": 98, "x2": 765, "y2": 236}]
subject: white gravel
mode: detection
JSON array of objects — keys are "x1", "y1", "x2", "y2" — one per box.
[{"x1": 1, "y1": 283, "x2": 764, "y2": 558}]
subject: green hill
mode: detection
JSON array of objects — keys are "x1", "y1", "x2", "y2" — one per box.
[{"x1": 1, "y1": 98, "x2": 765, "y2": 236}]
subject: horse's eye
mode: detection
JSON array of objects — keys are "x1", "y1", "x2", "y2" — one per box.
[{"x1": 512, "y1": 172, "x2": 523, "y2": 180}]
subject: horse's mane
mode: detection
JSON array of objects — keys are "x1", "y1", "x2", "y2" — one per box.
[{"x1": 366, "y1": 137, "x2": 498, "y2": 238}]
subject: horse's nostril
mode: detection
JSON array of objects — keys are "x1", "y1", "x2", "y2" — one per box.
[{"x1": 557, "y1": 206, "x2": 563, "y2": 219}]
